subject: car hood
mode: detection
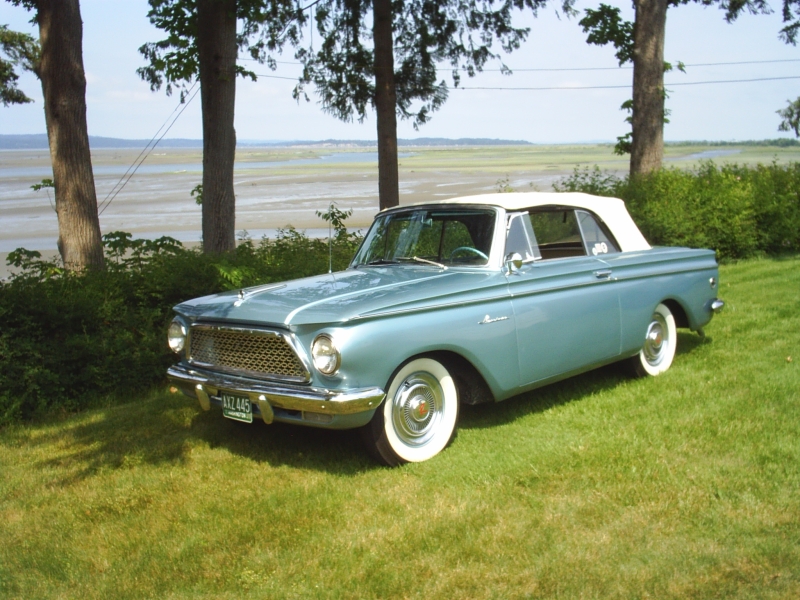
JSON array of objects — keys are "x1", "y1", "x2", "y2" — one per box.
[{"x1": 175, "y1": 266, "x2": 505, "y2": 327}]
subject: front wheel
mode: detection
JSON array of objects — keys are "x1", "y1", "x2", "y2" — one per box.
[
  {"x1": 362, "y1": 357, "x2": 459, "y2": 466},
  {"x1": 629, "y1": 303, "x2": 677, "y2": 377}
]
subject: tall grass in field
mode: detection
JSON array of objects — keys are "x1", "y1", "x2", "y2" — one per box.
[{"x1": 1, "y1": 256, "x2": 797, "y2": 599}]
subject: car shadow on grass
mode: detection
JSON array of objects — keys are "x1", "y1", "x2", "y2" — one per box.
[
  {"x1": 16, "y1": 332, "x2": 710, "y2": 480},
  {"x1": 460, "y1": 330, "x2": 709, "y2": 431},
  {"x1": 192, "y1": 408, "x2": 377, "y2": 474},
  {"x1": 14, "y1": 388, "x2": 376, "y2": 485}
]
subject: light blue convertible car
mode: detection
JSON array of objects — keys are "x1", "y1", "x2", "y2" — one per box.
[{"x1": 167, "y1": 193, "x2": 724, "y2": 465}]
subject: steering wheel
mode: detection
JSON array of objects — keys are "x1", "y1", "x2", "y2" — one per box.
[{"x1": 449, "y1": 246, "x2": 489, "y2": 261}]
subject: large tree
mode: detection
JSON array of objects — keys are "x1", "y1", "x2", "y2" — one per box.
[
  {"x1": 581, "y1": 0, "x2": 771, "y2": 176},
  {"x1": 9, "y1": 0, "x2": 105, "y2": 270},
  {"x1": 777, "y1": 0, "x2": 800, "y2": 135},
  {"x1": 139, "y1": 0, "x2": 301, "y2": 254},
  {"x1": 296, "y1": 0, "x2": 557, "y2": 210}
]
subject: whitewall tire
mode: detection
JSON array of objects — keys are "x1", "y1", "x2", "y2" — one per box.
[
  {"x1": 362, "y1": 357, "x2": 459, "y2": 466},
  {"x1": 631, "y1": 303, "x2": 677, "y2": 377}
]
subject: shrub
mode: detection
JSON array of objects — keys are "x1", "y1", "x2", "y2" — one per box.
[
  {"x1": 0, "y1": 223, "x2": 362, "y2": 424},
  {"x1": 554, "y1": 161, "x2": 800, "y2": 259}
]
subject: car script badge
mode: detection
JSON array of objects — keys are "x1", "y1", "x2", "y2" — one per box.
[{"x1": 479, "y1": 314, "x2": 509, "y2": 325}]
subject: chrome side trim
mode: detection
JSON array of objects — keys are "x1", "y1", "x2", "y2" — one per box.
[{"x1": 168, "y1": 364, "x2": 385, "y2": 416}]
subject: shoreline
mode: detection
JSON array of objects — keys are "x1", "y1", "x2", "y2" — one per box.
[{"x1": 3, "y1": 143, "x2": 799, "y2": 279}]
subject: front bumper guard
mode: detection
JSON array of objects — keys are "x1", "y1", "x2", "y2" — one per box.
[{"x1": 167, "y1": 364, "x2": 385, "y2": 425}]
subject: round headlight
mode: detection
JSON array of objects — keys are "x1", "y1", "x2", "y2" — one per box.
[
  {"x1": 167, "y1": 319, "x2": 187, "y2": 354},
  {"x1": 311, "y1": 334, "x2": 340, "y2": 375}
]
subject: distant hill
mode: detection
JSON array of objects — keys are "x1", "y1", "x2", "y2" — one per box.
[
  {"x1": 665, "y1": 138, "x2": 799, "y2": 148},
  {"x1": 273, "y1": 138, "x2": 534, "y2": 147},
  {"x1": 5, "y1": 134, "x2": 796, "y2": 150},
  {"x1": 0, "y1": 134, "x2": 203, "y2": 150},
  {"x1": 1, "y1": 134, "x2": 532, "y2": 150}
]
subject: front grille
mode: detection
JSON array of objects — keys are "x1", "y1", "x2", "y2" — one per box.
[{"x1": 189, "y1": 325, "x2": 309, "y2": 382}]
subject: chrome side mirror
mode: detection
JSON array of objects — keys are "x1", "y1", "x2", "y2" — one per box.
[{"x1": 504, "y1": 252, "x2": 523, "y2": 273}]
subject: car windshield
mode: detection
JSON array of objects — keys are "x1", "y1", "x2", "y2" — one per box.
[{"x1": 351, "y1": 208, "x2": 496, "y2": 268}]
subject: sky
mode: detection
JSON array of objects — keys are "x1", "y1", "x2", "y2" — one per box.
[{"x1": 1, "y1": 0, "x2": 799, "y2": 144}]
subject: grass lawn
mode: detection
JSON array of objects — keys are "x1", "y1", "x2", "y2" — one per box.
[{"x1": 1, "y1": 256, "x2": 798, "y2": 599}]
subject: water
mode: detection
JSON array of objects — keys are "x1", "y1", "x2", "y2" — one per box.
[{"x1": 670, "y1": 149, "x2": 742, "y2": 161}]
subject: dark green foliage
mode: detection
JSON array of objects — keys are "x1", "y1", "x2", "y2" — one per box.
[
  {"x1": 579, "y1": 4, "x2": 632, "y2": 65},
  {"x1": 296, "y1": 0, "x2": 555, "y2": 128},
  {"x1": 138, "y1": 0, "x2": 303, "y2": 98},
  {"x1": 0, "y1": 227, "x2": 362, "y2": 424},
  {"x1": 554, "y1": 162, "x2": 800, "y2": 259},
  {"x1": 778, "y1": 97, "x2": 800, "y2": 137},
  {"x1": 0, "y1": 24, "x2": 39, "y2": 106}
]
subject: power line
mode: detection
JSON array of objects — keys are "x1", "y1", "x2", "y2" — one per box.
[
  {"x1": 252, "y1": 73, "x2": 301, "y2": 80},
  {"x1": 98, "y1": 83, "x2": 201, "y2": 216},
  {"x1": 458, "y1": 58, "x2": 800, "y2": 72},
  {"x1": 239, "y1": 56, "x2": 800, "y2": 71},
  {"x1": 456, "y1": 75, "x2": 800, "y2": 91}
]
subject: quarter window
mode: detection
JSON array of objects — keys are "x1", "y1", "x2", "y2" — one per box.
[{"x1": 576, "y1": 210, "x2": 620, "y2": 256}]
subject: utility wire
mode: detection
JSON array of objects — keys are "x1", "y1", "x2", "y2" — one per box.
[
  {"x1": 251, "y1": 73, "x2": 301, "y2": 80},
  {"x1": 238, "y1": 56, "x2": 800, "y2": 70},
  {"x1": 456, "y1": 58, "x2": 800, "y2": 72},
  {"x1": 456, "y1": 75, "x2": 800, "y2": 91},
  {"x1": 98, "y1": 83, "x2": 200, "y2": 216}
]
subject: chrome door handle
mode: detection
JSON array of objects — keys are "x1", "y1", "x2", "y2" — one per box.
[{"x1": 594, "y1": 269, "x2": 612, "y2": 279}]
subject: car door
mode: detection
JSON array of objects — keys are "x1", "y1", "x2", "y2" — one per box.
[{"x1": 505, "y1": 208, "x2": 622, "y2": 387}]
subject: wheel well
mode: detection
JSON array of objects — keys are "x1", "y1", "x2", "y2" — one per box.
[
  {"x1": 661, "y1": 299, "x2": 689, "y2": 329},
  {"x1": 426, "y1": 351, "x2": 495, "y2": 405}
]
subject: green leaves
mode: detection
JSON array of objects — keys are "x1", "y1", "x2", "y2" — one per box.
[
  {"x1": 138, "y1": 0, "x2": 303, "y2": 96},
  {"x1": 554, "y1": 161, "x2": 800, "y2": 259},
  {"x1": 299, "y1": 1, "x2": 536, "y2": 128},
  {"x1": 579, "y1": 4, "x2": 633, "y2": 66},
  {"x1": 777, "y1": 97, "x2": 800, "y2": 137},
  {"x1": 1, "y1": 213, "x2": 363, "y2": 424},
  {"x1": 30, "y1": 178, "x2": 54, "y2": 192},
  {"x1": 0, "y1": 24, "x2": 40, "y2": 106}
]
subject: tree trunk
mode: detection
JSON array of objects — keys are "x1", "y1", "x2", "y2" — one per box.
[
  {"x1": 372, "y1": 0, "x2": 399, "y2": 210},
  {"x1": 630, "y1": 0, "x2": 667, "y2": 176},
  {"x1": 197, "y1": 0, "x2": 237, "y2": 254},
  {"x1": 36, "y1": 0, "x2": 104, "y2": 270}
]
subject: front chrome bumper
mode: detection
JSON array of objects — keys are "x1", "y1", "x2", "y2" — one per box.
[{"x1": 167, "y1": 364, "x2": 385, "y2": 427}]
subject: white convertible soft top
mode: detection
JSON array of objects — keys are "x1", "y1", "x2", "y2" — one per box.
[{"x1": 423, "y1": 192, "x2": 651, "y2": 252}]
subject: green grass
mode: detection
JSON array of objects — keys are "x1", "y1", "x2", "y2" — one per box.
[{"x1": 1, "y1": 256, "x2": 798, "y2": 598}]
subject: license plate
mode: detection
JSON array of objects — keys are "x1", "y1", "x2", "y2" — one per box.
[{"x1": 221, "y1": 393, "x2": 253, "y2": 423}]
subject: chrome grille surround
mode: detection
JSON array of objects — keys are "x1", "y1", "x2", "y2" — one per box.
[{"x1": 188, "y1": 324, "x2": 311, "y2": 383}]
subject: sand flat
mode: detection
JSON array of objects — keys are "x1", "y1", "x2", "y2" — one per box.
[{"x1": 3, "y1": 142, "x2": 798, "y2": 278}]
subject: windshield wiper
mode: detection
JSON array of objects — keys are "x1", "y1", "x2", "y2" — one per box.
[
  {"x1": 397, "y1": 256, "x2": 447, "y2": 269},
  {"x1": 361, "y1": 258, "x2": 399, "y2": 267}
]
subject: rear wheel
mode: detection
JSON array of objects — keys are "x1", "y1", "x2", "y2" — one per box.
[
  {"x1": 629, "y1": 303, "x2": 677, "y2": 377},
  {"x1": 362, "y1": 357, "x2": 459, "y2": 466}
]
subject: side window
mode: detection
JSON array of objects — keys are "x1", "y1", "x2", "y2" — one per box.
[
  {"x1": 529, "y1": 210, "x2": 586, "y2": 259},
  {"x1": 576, "y1": 210, "x2": 620, "y2": 256}
]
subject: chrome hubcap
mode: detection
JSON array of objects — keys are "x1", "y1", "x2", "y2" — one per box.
[
  {"x1": 643, "y1": 314, "x2": 669, "y2": 366},
  {"x1": 392, "y1": 373, "x2": 443, "y2": 446}
]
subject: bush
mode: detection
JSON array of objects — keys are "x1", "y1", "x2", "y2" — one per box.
[
  {"x1": 0, "y1": 221, "x2": 362, "y2": 424},
  {"x1": 554, "y1": 161, "x2": 800, "y2": 259}
]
